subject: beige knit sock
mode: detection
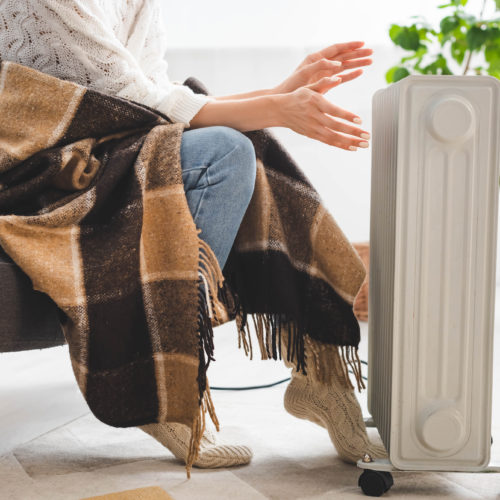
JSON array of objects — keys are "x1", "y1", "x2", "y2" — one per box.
[
  {"x1": 283, "y1": 372, "x2": 387, "y2": 463},
  {"x1": 139, "y1": 422, "x2": 253, "y2": 469},
  {"x1": 280, "y1": 332, "x2": 387, "y2": 464}
]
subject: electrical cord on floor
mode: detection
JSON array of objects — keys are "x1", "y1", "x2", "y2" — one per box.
[
  {"x1": 210, "y1": 377, "x2": 292, "y2": 391},
  {"x1": 210, "y1": 359, "x2": 368, "y2": 391}
]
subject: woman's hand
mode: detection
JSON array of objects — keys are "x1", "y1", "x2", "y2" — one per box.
[
  {"x1": 190, "y1": 77, "x2": 371, "y2": 151},
  {"x1": 273, "y1": 76, "x2": 371, "y2": 151},
  {"x1": 190, "y1": 42, "x2": 373, "y2": 150},
  {"x1": 273, "y1": 41, "x2": 373, "y2": 95}
]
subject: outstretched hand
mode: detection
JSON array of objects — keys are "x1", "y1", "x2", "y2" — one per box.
[
  {"x1": 190, "y1": 41, "x2": 373, "y2": 150},
  {"x1": 273, "y1": 41, "x2": 373, "y2": 95}
]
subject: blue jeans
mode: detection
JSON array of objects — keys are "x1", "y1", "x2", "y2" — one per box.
[{"x1": 180, "y1": 126, "x2": 257, "y2": 273}]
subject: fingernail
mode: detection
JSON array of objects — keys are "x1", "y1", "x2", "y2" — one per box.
[
  {"x1": 349, "y1": 146, "x2": 357, "y2": 151},
  {"x1": 332, "y1": 61, "x2": 342, "y2": 66},
  {"x1": 360, "y1": 132, "x2": 370, "y2": 139},
  {"x1": 359, "y1": 141, "x2": 369, "y2": 148},
  {"x1": 331, "y1": 76, "x2": 341, "y2": 82},
  {"x1": 353, "y1": 117, "x2": 362, "y2": 124}
]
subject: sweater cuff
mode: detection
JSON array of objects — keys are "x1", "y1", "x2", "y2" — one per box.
[{"x1": 158, "y1": 84, "x2": 214, "y2": 125}]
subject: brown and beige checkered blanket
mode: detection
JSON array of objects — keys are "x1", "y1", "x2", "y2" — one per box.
[{"x1": 0, "y1": 60, "x2": 366, "y2": 476}]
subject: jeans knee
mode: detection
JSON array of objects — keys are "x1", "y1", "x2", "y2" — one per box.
[
  {"x1": 236, "y1": 140, "x2": 257, "y2": 200},
  {"x1": 212, "y1": 126, "x2": 257, "y2": 198}
]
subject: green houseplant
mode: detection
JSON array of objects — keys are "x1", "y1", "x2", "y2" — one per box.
[{"x1": 386, "y1": 0, "x2": 500, "y2": 82}]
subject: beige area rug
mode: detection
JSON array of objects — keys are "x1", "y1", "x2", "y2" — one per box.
[
  {"x1": 81, "y1": 486, "x2": 174, "y2": 500},
  {"x1": 1, "y1": 320, "x2": 499, "y2": 499}
]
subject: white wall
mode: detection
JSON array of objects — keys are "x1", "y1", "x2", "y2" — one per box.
[
  {"x1": 161, "y1": 0, "x2": 493, "y2": 49},
  {"x1": 164, "y1": 0, "x2": 500, "y2": 282}
]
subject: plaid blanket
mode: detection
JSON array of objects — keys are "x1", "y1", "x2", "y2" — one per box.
[{"x1": 0, "y1": 61, "x2": 366, "y2": 476}]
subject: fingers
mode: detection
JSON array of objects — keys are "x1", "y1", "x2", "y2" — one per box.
[
  {"x1": 301, "y1": 57, "x2": 342, "y2": 82},
  {"x1": 310, "y1": 95, "x2": 370, "y2": 150},
  {"x1": 301, "y1": 41, "x2": 365, "y2": 68},
  {"x1": 336, "y1": 68, "x2": 364, "y2": 85},
  {"x1": 302, "y1": 47, "x2": 373, "y2": 86},
  {"x1": 306, "y1": 75, "x2": 342, "y2": 94},
  {"x1": 315, "y1": 113, "x2": 370, "y2": 150},
  {"x1": 340, "y1": 57, "x2": 373, "y2": 71},
  {"x1": 315, "y1": 127, "x2": 369, "y2": 151},
  {"x1": 316, "y1": 41, "x2": 365, "y2": 60},
  {"x1": 303, "y1": 56, "x2": 370, "y2": 86},
  {"x1": 315, "y1": 96, "x2": 362, "y2": 125},
  {"x1": 333, "y1": 47, "x2": 373, "y2": 63}
]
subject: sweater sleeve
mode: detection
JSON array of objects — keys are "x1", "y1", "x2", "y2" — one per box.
[
  {"x1": 37, "y1": 0, "x2": 213, "y2": 125},
  {"x1": 123, "y1": 0, "x2": 214, "y2": 125}
]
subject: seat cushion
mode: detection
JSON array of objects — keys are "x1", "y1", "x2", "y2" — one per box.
[{"x1": 0, "y1": 246, "x2": 65, "y2": 352}]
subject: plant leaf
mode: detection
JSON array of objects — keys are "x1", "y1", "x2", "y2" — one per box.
[
  {"x1": 385, "y1": 65, "x2": 398, "y2": 83},
  {"x1": 389, "y1": 24, "x2": 403, "y2": 43},
  {"x1": 421, "y1": 54, "x2": 454, "y2": 75},
  {"x1": 485, "y1": 42, "x2": 500, "y2": 63},
  {"x1": 394, "y1": 67, "x2": 410, "y2": 81},
  {"x1": 456, "y1": 12, "x2": 477, "y2": 24},
  {"x1": 487, "y1": 26, "x2": 500, "y2": 40},
  {"x1": 401, "y1": 46, "x2": 428, "y2": 62},
  {"x1": 451, "y1": 38, "x2": 468, "y2": 64},
  {"x1": 466, "y1": 26, "x2": 489, "y2": 51},
  {"x1": 440, "y1": 15, "x2": 460, "y2": 34},
  {"x1": 390, "y1": 24, "x2": 421, "y2": 50},
  {"x1": 488, "y1": 67, "x2": 500, "y2": 78}
]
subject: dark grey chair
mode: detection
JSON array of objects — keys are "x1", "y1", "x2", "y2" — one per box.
[{"x1": 0, "y1": 247, "x2": 65, "y2": 352}]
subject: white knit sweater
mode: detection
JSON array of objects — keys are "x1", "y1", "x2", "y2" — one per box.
[{"x1": 0, "y1": 0, "x2": 214, "y2": 125}]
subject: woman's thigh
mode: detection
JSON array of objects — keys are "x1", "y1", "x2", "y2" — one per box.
[{"x1": 179, "y1": 125, "x2": 257, "y2": 270}]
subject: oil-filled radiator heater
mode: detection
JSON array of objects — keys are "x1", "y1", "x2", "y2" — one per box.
[{"x1": 357, "y1": 74, "x2": 500, "y2": 496}]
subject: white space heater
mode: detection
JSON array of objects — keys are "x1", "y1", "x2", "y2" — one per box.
[{"x1": 358, "y1": 74, "x2": 500, "y2": 496}]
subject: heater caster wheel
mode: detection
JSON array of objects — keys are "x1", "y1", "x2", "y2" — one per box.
[{"x1": 358, "y1": 469, "x2": 394, "y2": 497}]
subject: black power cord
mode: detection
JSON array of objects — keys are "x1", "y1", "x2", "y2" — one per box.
[
  {"x1": 210, "y1": 359, "x2": 368, "y2": 391},
  {"x1": 211, "y1": 377, "x2": 292, "y2": 391}
]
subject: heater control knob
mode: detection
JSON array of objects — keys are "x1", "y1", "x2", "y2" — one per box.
[{"x1": 428, "y1": 96, "x2": 474, "y2": 143}]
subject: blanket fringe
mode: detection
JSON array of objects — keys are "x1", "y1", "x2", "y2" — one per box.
[
  {"x1": 234, "y1": 308, "x2": 365, "y2": 393},
  {"x1": 185, "y1": 384, "x2": 220, "y2": 478},
  {"x1": 187, "y1": 229, "x2": 225, "y2": 479},
  {"x1": 195, "y1": 228, "x2": 225, "y2": 383},
  {"x1": 189, "y1": 227, "x2": 365, "y2": 477}
]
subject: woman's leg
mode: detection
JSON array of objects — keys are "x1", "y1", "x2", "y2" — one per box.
[
  {"x1": 140, "y1": 126, "x2": 257, "y2": 470},
  {"x1": 180, "y1": 125, "x2": 257, "y2": 271}
]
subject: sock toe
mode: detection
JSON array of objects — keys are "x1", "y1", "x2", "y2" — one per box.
[
  {"x1": 195, "y1": 444, "x2": 253, "y2": 468},
  {"x1": 139, "y1": 422, "x2": 253, "y2": 470}
]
